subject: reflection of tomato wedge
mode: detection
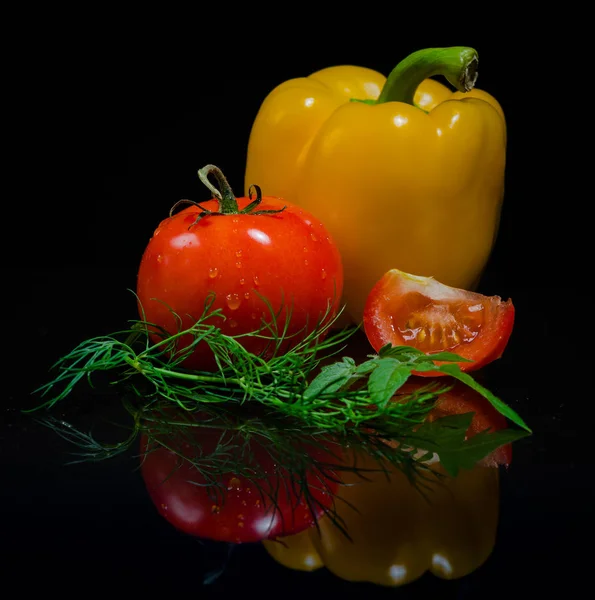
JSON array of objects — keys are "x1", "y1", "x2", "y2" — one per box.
[
  {"x1": 395, "y1": 377, "x2": 512, "y2": 467},
  {"x1": 363, "y1": 269, "x2": 515, "y2": 376}
]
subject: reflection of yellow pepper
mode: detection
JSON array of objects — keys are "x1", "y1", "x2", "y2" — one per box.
[
  {"x1": 245, "y1": 47, "x2": 506, "y2": 323},
  {"x1": 263, "y1": 457, "x2": 499, "y2": 586}
]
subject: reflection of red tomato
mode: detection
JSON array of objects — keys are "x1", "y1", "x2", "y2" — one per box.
[
  {"x1": 363, "y1": 269, "x2": 515, "y2": 376},
  {"x1": 139, "y1": 413, "x2": 341, "y2": 544},
  {"x1": 136, "y1": 167, "x2": 343, "y2": 371},
  {"x1": 395, "y1": 378, "x2": 512, "y2": 467}
]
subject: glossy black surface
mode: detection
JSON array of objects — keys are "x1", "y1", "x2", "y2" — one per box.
[{"x1": 6, "y1": 34, "x2": 586, "y2": 598}]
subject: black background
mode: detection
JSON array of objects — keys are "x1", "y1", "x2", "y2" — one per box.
[{"x1": 4, "y1": 19, "x2": 588, "y2": 599}]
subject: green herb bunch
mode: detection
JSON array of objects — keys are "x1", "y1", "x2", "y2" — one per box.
[{"x1": 33, "y1": 293, "x2": 530, "y2": 490}]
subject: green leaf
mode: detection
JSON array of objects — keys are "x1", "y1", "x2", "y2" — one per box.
[
  {"x1": 368, "y1": 358, "x2": 411, "y2": 407},
  {"x1": 416, "y1": 350, "x2": 472, "y2": 364},
  {"x1": 379, "y1": 344, "x2": 422, "y2": 360},
  {"x1": 303, "y1": 356, "x2": 356, "y2": 399},
  {"x1": 354, "y1": 359, "x2": 378, "y2": 375},
  {"x1": 437, "y1": 364, "x2": 532, "y2": 432}
]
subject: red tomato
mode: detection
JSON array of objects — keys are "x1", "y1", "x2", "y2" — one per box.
[
  {"x1": 140, "y1": 412, "x2": 341, "y2": 544},
  {"x1": 363, "y1": 269, "x2": 514, "y2": 376},
  {"x1": 136, "y1": 165, "x2": 343, "y2": 371},
  {"x1": 395, "y1": 378, "x2": 512, "y2": 467}
]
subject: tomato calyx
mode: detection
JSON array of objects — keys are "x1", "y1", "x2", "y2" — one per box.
[{"x1": 169, "y1": 164, "x2": 287, "y2": 228}]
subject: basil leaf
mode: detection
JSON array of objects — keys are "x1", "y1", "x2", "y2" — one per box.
[
  {"x1": 304, "y1": 356, "x2": 356, "y2": 399},
  {"x1": 438, "y1": 364, "x2": 532, "y2": 432},
  {"x1": 368, "y1": 358, "x2": 411, "y2": 407}
]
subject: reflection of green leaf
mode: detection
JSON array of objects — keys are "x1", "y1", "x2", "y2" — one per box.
[
  {"x1": 438, "y1": 428, "x2": 530, "y2": 477},
  {"x1": 402, "y1": 413, "x2": 531, "y2": 477},
  {"x1": 368, "y1": 358, "x2": 410, "y2": 407}
]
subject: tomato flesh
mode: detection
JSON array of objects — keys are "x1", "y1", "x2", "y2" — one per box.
[
  {"x1": 140, "y1": 412, "x2": 341, "y2": 544},
  {"x1": 136, "y1": 196, "x2": 343, "y2": 371},
  {"x1": 363, "y1": 269, "x2": 515, "y2": 375}
]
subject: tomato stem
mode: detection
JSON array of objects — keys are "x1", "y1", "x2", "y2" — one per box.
[
  {"x1": 198, "y1": 164, "x2": 239, "y2": 214},
  {"x1": 376, "y1": 47, "x2": 478, "y2": 107}
]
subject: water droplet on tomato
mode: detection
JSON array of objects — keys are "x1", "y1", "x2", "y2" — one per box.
[
  {"x1": 157, "y1": 254, "x2": 164, "y2": 264},
  {"x1": 254, "y1": 499, "x2": 261, "y2": 507},
  {"x1": 303, "y1": 246, "x2": 308, "y2": 253},
  {"x1": 251, "y1": 312, "x2": 258, "y2": 320},
  {"x1": 161, "y1": 503, "x2": 168, "y2": 511},
  {"x1": 226, "y1": 293, "x2": 241, "y2": 310},
  {"x1": 232, "y1": 218, "x2": 240, "y2": 224},
  {"x1": 236, "y1": 261, "x2": 242, "y2": 269},
  {"x1": 245, "y1": 487, "x2": 252, "y2": 494},
  {"x1": 310, "y1": 232, "x2": 318, "y2": 242},
  {"x1": 238, "y1": 514, "x2": 245, "y2": 520},
  {"x1": 228, "y1": 477, "x2": 242, "y2": 490},
  {"x1": 229, "y1": 319, "x2": 238, "y2": 328},
  {"x1": 244, "y1": 292, "x2": 250, "y2": 300},
  {"x1": 211, "y1": 505, "x2": 221, "y2": 514},
  {"x1": 304, "y1": 259, "x2": 309, "y2": 266},
  {"x1": 209, "y1": 267, "x2": 218, "y2": 278},
  {"x1": 236, "y1": 249, "x2": 243, "y2": 258},
  {"x1": 321, "y1": 268, "x2": 327, "y2": 280},
  {"x1": 241, "y1": 500, "x2": 247, "y2": 507},
  {"x1": 237, "y1": 522, "x2": 244, "y2": 528},
  {"x1": 239, "y1": 278, "x2": 245, "y2": 285},
  {"x1": 253, "y1": 275, "x2": 260, "y2": 286}
]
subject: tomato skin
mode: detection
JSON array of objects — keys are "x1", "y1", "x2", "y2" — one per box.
[
  {"x1": 139, "y1": 415, "x2": 341, "y2": 544},
  {"x1": 136, "y1": 195, "x2": 343, "y2": 370},
  {"x1": 363, "y1": 269, "x2": 515, "y2": 376}
]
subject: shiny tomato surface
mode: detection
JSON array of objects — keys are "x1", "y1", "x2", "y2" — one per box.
[
  {"x1": 136, "y1": 193, "x2": 343, "y2": 370},
  {"x1": 363, "y1": 269, "x2": 514, "y2": 376}
]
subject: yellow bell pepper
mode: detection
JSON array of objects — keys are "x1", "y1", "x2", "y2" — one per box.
[
  {"x1": 245, "y1": 47, "x2": 506, "y2": 323},
  {"x1": 263, "y1": 457, "x2": 500, "y2": 587}
]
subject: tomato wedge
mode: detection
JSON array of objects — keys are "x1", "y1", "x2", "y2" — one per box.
[{"x1": 363, "y1": 269, "x2": 515, "y2": 376}]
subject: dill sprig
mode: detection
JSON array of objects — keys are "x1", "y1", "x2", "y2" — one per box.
[{"x1": 32, "y1": 293, "x2": 530, "y2": 481}]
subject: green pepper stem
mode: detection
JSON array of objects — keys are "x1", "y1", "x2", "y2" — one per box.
[
  {"x1": 376, "y1": 47, "x2": 478, "y2": 106},
  {"x1": 198, "y1": 164, "x2": 238, "y2": 213}
]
